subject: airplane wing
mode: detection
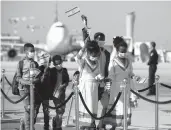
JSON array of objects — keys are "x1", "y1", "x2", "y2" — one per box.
[{"x1": 1, "y1": 42, "x2": 46, "y2": 50}]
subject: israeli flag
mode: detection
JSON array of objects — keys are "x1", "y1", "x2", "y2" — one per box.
[{"x1": 65, "y1": 7, "x2": 80, "y2": 17}]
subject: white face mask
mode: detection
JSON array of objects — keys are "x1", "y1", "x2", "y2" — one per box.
[
  {"x1": 55, "y1": 64, "x2": 62, "y2": 70},
  {"x1": 118, "y1": 52, "x2": 126, "y2": 58},
  {"x1": 89, "y1": 56, "x2": 98, "y2": 61},
  {"x1": 39, "y1": 57, "x2": 50, "y2": 67},
  {"x1": 27, "y1": 52, "x2": 35, "y2": 59},
  {"x1": 98, "y1": 41, "x2": 105, "y2": 47}
]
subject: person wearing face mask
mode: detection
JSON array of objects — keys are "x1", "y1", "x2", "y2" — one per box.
[
  {"x1": 34, "y1": 51, "x2": 52, "y2": 130},
  {"x1": 50, "y1": 55, "x2": 69, "y2": 130},
  {"x1": 109, "y1": 36, "x2": 135, "y2": 71},
  {"x1": 93, "y1": 32, "x2": 111, "y2": 130},
  {"x1": 75, "y1": 40, "x2": 103, "y2": 130},
  {"x1": 103, "y1": 40, "x2": 139, "y2": 130},
  {"x1": 16, "y1": 43, "x2": 39, "y2": 130}
]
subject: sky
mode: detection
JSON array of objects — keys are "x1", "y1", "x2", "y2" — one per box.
[{"x1": 1, "y1": 1, "x2": 171, "y2": 49}]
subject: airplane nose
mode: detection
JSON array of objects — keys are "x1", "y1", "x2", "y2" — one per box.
[{"x1": 45, "y1": 21, "x2": 82, "y2": 56}]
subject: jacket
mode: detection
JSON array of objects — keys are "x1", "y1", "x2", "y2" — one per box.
[
  {"x1": 16, "y1": 57, "x2": 39, "y2": 89},
  {"x1": 50, "y1": 67, "x2": 69, "y2": 99},
  {"x1": 148, "y1": 49, "x2": 158, "y2": 65},
  {"x1": 36, "y1": 65, "x2": 52, "y2": 100}
]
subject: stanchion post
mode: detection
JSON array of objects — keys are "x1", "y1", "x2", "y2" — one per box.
[
  {"x1": 155, "y1": 75, "x2": 160, "y2": 130},
  {"x1": 1, "y1": 69, "x2": 5, "y2": 118},
  {"x1": 122, "y1": 78, "x2": 128, "y2": 130},
  {"x1": 30, "y1": 68, "x2": 35, "y2": 130},
  {"x1": 66, "y1": 96, "x2": 74, "y2": 126},
  {"x1": 1, "y1": 69, "x2": 20, "y2": 123},
  {"x1": 66, "y1": 84, "x2": 74, "y2": 126},
  {"x1": 74, "y1": 85, "x2": 79, "y2": 130}
]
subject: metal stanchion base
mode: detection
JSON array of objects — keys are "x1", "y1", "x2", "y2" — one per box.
[
  {"x1": 64, "y1": 119, "x2": 76, "y2": 127},
  {"x1": 19, "y1": 118, "x2": 25, "y2": 130},
  {"x1": 1, "y1": 114, "x2": 20, "y2": 123},
  {"x1": 64, "y1": 124, "x2": 75, "y2": 127}
]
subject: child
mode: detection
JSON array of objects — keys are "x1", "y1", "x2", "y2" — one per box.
[
  {"x1": 50, "y1": 55, "x2": 69, "y2": 130},
  {"x1": 34, "y1": 51, "x2": 52, "y2": 130},
  {"x1": 16, "y1": 43, "x2": 39, "y2": 130}
]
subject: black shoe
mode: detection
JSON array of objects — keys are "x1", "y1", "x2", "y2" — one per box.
[
  {"x1": 44, "y1": 126, "x2": 50, "y2": 130},
  {"x1": 97, "y1": 124, "x2": 106, "y2": 130},
  {"x1": 52, "y1": 117, "x2": 56, "y2": 128},
  {"x1": 53, "y1": 128, "x2": 62, "y2": 130},
  {"x1": 90, "y1": 121, "x2": 96, "y2": 128},
  {"x1": 110, "y1": 126, "x2": 116, "y2": 130},
  {"x1": 146, "y1": 92, "x2": 156, "y2": 96}
]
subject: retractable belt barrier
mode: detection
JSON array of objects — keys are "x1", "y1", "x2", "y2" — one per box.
[
  {"x1": 35, "y1": 90, "x2": 74, "y2": 110},
  {"x1": 2, "y1": 69, "x2": 171, "y2": 130},
  {"x1": 1, "y1": 89, "x2": 28, "y2": 104},
  {"x1": 79, "y1": 91, "x2": 122, "y2": 120},
  {"x1": 130, "y1": 89, "x2": 171, "y2": 104},
  {"x1": 160, "y1": 83, "x2": 171, "y2": 89}
]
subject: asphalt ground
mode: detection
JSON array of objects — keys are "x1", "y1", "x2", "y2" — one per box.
[{"x1": 1, "y1": 62, "x2": 171, "y2": 130}]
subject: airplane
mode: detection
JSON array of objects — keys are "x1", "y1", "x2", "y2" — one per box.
[{"x1": 1, "y1": 4, "x2": 149, "y2": 62}]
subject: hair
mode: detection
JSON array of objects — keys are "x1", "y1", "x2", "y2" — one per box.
[
  {"x1": 113, "y1": 36, "x2": 125, "y2": 48},
  {"x1": 49, "y1": 57, "x2": 52, "y2": 63},
  {"x1": 24, "y1": 43, "x2": 34, "y2": 51},
  {"x1": 151, "y1": 41, "x2": 156, "y2": 48},
  {"x1": 86, "y1": 40, "x2": 100, "y2": 56},
  {"x1": 52, "y1": 55, "x2": 62, "y2": 63},
  {"x1": 73, "y1": 70, "x2": 80, "y2": 76},
  {"x1": 94, "y1": 32, "x2": 105, "y2": 41},
  {"x1": 116, "y1": 40, "x2": 128, "y2": 51}
]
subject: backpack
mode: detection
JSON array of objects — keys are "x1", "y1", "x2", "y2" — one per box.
[{"x1": 12, "y1": 60, "x2": 23, "y2": 95}]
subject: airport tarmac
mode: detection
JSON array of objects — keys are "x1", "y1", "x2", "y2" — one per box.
[{"x1": 1, "y1": 62, "x2": 171, "y2": 130}]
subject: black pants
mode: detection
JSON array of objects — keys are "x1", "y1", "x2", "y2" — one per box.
[
  {"x1": 148, "y1": 64, "x2": 157, "y2": 93},
  {"x1": 52, "y1": 97, "x2": 65, "y2": 130},
  {"x1": 34, "y1": 99, "x2": 50, "y2": 129}
]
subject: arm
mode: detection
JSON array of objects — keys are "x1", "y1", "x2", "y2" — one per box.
[
  {"x1": 129, "y1": 61, "x2": 135, "y2": 78},
  {"x1": 104, "y1": 50, "x2": 110, "y2": 78},
  {"x1": 81, "y1": 15, "x2": 91, "y2": 44},
  {"x1": 129, "y1": 62, "x2": 138, "y2": 90},
  {"x1": 32, "y1": 61, "x2": 40, "y2": 84},
  {"x1": 82, "y1": 27, "x2": 91, "y2": 44},
  {"x1": 108, "y1": 60, "x2": 115, "y2": 81},
  {"x1": 110, "y1": 47, "x2": 117, "y2": 61},
  {"x1": 16, "y1": 61, "x2": 31, "y2": 85},
  {"x1": 75, "y1": 46, "x2": 86, "y2": 67},
  {"x1": 62, "y1": 68, "x2": 69, "y2": 87},
  {"x1": 57, "y1": 68, "x2": 70, "y2": 97},
  {"x1": 147, "y1": 51, "x2": 154, "y2": 65}
]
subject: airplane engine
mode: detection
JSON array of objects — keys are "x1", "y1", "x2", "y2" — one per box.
[
  {"x1": 7, "y1": 49, "x2": 17, "y2": 58},
  {"x1": 140, "y1": 43, "x2": 149, "y2": 62}
]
